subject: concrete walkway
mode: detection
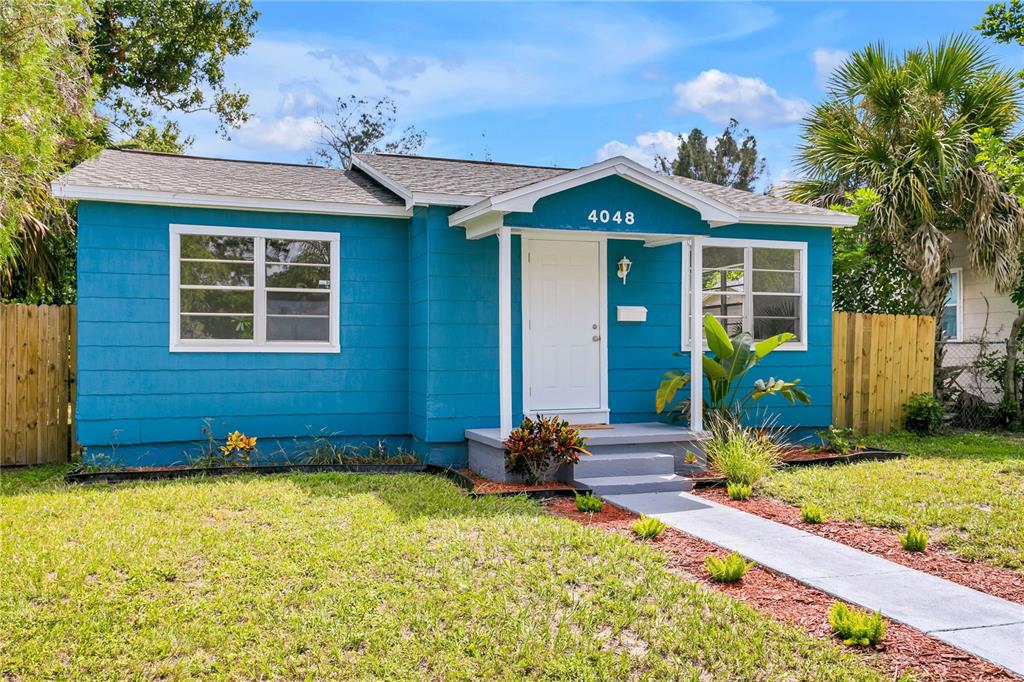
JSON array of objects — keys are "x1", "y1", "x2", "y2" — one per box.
[{"x1": 606, "y1": 491, "x2": 1024, "y2": 677}]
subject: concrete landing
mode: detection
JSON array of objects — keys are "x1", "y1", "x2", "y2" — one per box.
[{"x1": 606, "y1": 491, "x2": 1024, "y2": 678}]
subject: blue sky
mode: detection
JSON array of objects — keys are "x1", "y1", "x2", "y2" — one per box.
[{"x1": 180, "y1": 2, "x2": 1024, "y2": 189}]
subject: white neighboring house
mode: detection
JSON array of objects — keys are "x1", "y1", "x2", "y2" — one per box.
[{"x1": 943, "y1": 233, "x2": 1024, "y2": 402}]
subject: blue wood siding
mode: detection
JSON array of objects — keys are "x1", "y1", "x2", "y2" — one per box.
[{"x1": 76, "y1": 201, "x2": 411, "y2": 465}]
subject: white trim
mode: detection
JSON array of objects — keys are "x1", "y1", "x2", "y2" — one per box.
[
  {"x1": 448, "y1": 155, "x2": 858, "y2": 230},
  {"x1": 169, "y1": 224, "x2": 340, "y2": 354},
  {"x1": 681, "y1": 236, "x2": 809, "y2": 352},
  {"x1": 349, "y1": 156, "x2": 414, "y2": 207},
  {"x1": 521, "y1": 234, "x2": 609, "y2": 422},
  {"x1": 52, "y1": 183, "x2": 412, "y2": 218},
  {"x1": 498, "y1": 225, "x2": 513, "y2": 439},
  {"x1": 690, "y1": 235, "x2": 704, "y2": 434},
  {"x1": 410, "y1": 192, "x2": 482, "y2": 206},
  {"x1": 349, "y1": 157, "x2": 483, "y2": 208},
  {"x1": 944, "y1": 268, "x2": 964, "y2": 342}
]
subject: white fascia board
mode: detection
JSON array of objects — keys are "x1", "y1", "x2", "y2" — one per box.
[
  {"x1": 709, "y1": 211, "x2": 860, "y2": 228},
  {"x1": 464, "y1": 212, "x2": 506, "y2": 240},
  {"x1": 50, "y1": 183, "x2": 413, "y2": 218},
  {"x1": 349, "y1": 156, "x2": 415, "y2": 208}
]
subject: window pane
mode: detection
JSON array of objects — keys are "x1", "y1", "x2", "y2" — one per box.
[
  {"x1": 703, "y1": 293, "x2": 744, "y2": 318},
  {"x1": 266, "y1": 264, "x2": 331, "y2": 289},
  {"x1": 180, "y1": 234, "x2": 254, "y2": 261},
  {"x1": 752, "y1": 248, "x2": 798, "y2": 270},
  {"x1": 944, "y1": 272, "x2": 960, "y2": 306},
  {"x1": 267, "y1": 291, "x2": 330, "y2": 316},
  {"x1": 753, "y1": 294, "x2": 799, "y2": 318},
  {"x1": 266, "y1": 238, "x2": 330, "y2": 264},
  {"x1": 180, "y1": 289, "x2": 254, "y2": 314},
  {"x1": 703, "y1": 268, "x2": 744, "y2": 292},
  {"x1": 703, "y1": 246, "x2": 744, "y2": 269},
  {"x1": 752, "y1": 270, "x2": 799, "y2": 293},
  {"x1": 180, "y1": 315, "x2": 253, "y2": 340},
  {"x1": 181, "y1": 261, "x2": 254, "y2": 287},
  {"x1": 267, "y1": 316, "x2": 330, "y2": 342},
  {"x1": 941, "y1": 306, "x2": 958, "y2": 338},
  {"x1": 753, "y1": 317, "x2": 799, "y2": 339}
]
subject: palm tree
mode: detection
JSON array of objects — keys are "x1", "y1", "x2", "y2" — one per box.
[{"x1": 787, "y1": 36, "x2": 1024, "y2": 386}]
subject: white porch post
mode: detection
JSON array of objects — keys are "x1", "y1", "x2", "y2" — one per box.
[
  {"x1": 498, "y1": 224, "x2": 513, "y2": 439},
  {"x1": 689, "y1": 235, "x2": 704, "y2": 433}
]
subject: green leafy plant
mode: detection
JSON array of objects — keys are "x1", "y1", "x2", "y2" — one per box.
[
  {"x1": 813, "y1": 425, "x2": 864, "y2": 456},
  {"x1": 704, "y1": 552, "x2": 754, "y2": 583},
  {"x1": 503, "y1": 415, "x2": 590, "y2": 484},
  {"x1": 801, "y1": 503, "x2": 824, "y2": 524},
  {"x1": 899, "y1": 527, "x2": 928, "y2": 552},
  {"x1": 828, "y1": 602, "x2": 888, "y2": 647},
  {"x1": 299, "y1": 430, "x2": 419, "y2": 465},
  {"x1": 705, "y1": 416, "x2": 783, "y2": 488},
  {"x1": 631, "y1": 515, "x2": 667, "y2": 539},
  {"x1": 656, "y1": 315, "x2": 810, "y2": 422},
  {"x1": 903, "y1": 393, "x2": 943, "y2": 436},
  {"x1": 574, "y1": 492, "x2": 604, "y2": 513},
  {"x1": 727, "y1": 482, "x2": 752, "y2": 501}
]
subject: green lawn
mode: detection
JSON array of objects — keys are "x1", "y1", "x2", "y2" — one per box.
[
  {"x1": 768, "y1": 431, "x2": 1024, "y2": 570},
  {"x1": 0, "y1": 468, "x2": 889, "y2": 680}
]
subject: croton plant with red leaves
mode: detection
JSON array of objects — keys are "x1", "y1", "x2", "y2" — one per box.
[{"x1": 503, "y1": 415, "x2": 590, "y2": 484}]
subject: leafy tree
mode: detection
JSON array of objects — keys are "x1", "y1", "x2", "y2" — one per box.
[
  {"x1": 829, "y1": 189, "x2": 919, "y2": 314},
  {"x1": 657, "y1": 118, "x2": 766, "y2": 191},
  {"x1": 90, "y1": 0, "x2": 258, "y2": 138},
  {"x1": 978, "y1": 1, "x2": 1024, "y2": 46},
  {"x1": 787, "y1": 36, "x2": 1024, "y2": 389},
  {"x1": 311, "y1": 96, "x2": 426, "y2": 169}
]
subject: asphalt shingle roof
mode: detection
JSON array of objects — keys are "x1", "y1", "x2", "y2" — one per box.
[
  {"x1": 354, "y1": 153, "x2": 569, "y2": 197},
  {"x1": 55, "y1": 149, "x2": 404, "y2": 206}
]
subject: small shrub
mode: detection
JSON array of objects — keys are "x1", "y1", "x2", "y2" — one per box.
[
  {"x1": 726, "y1": 482, "x2": 752, "y2": 501},
  {"x1": 704, "y1": 552, "x2": 754, "y2": 583},
  {"x1": 574, "y1": 492, "x2": 604, "y2": 513},
  {"x1": 631, "y1": 515, "x2": 667, "y2": 539},
  {"x1": 504, "y1": 415, "x2": 590, "y2": 484},
  {"x1": 813, "y1": 425, "x2": 864, "y2": 455},
  {"x1": 899, "y1": 526, "x2": 928, "y2": 552},
  {"x1": 801, "y1": 503, "x2": 824, "y2": 524},
  {"x1": 903, "y1": 393, "x2": 943, "y2": 436},
  {"x1": 828, "y1": 602, "x2": 888, "y2": 647},
  {"x1": 705, "y1": 416, "x2": 783, "y2": 488}
]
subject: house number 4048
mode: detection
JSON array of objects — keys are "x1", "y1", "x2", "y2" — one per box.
[{"x1": 587, "y1": 209, "x2": 635, "y2": 225}]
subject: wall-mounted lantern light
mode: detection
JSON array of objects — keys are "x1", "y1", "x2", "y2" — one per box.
[{"x1": 617, "y1": 256, "x2": 632, "y2": 284}]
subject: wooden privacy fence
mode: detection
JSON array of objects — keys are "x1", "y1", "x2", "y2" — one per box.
[
  {"x1": 832, "y1": 311, "x2": 936, "y2": 434},
  {"x1": 0, "y1": 304, "x2": 76, "y2": 466}
]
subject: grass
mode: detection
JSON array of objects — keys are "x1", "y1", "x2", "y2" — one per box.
[
  {"x1": 0, "y1": 467, "x2": 892, "y2": 680},
  {"x1": 769, "y1": 431, "x2": 1024, "y2": 569}
]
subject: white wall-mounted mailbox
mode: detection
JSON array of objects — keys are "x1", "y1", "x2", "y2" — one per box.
[{"x1": 616, "y1": 305, "x2": 647, "y2": 322}]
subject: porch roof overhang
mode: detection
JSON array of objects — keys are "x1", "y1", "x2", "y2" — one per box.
[{"x1": 446, "y1": 155, "x2": 858, "y2": 237}]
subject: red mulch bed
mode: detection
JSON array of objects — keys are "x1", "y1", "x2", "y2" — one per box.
[
  {"x1": 547, "y1": 498, "x2": 1018, "y2": 682},
  {"x1": 458, "y1": 468, "x2": 576, "y2": 495},
  {"x1": 696, "y1": 487, "x2": 1024, "y2": 607}
]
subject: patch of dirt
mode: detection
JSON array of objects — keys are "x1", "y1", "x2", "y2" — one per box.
[
  {"x1": 547, "y1": 498, "x2": 1018, "y2": 682},
  {"x1": 696, "y1": 487, "x2": 1024, "y2": 606},
  {"x1": 458, "y1": 468, "x2": 576, "y2": 495}
]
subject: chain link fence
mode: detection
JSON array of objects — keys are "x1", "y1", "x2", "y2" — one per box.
[{"x1": 940, "y1": 339, "x2": 1014, "y2": 429}]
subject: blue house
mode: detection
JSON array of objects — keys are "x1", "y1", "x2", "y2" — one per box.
[{"x1": 53, "y1": 150, "x2": 856, "y2": 488}]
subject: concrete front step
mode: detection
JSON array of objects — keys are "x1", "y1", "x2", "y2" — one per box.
[
  {"x1": 573, "y1": 451, "x2": 676, "y2": 478},
  {"x1": 573, "y1": 473, "x2": 694, "y2": 496}
]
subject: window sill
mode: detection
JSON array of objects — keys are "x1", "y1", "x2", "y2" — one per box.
[{"x1": 170, "y1": 343, "x2": 340, "y2": 354}]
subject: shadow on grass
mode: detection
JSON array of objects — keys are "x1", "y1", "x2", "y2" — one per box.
[{"x1": 865, "y1": 430, "x2": 1024, "y2": 464}]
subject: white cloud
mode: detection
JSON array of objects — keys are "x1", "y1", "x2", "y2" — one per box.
[
  {"x1": 811, "y1": 48, "x2": 848, "y2": 90},
  {"x1": 673, "y1": 69, "x2": 809, "y2": 127},
  {"x1": 596, "y1": 130, "x2": 678, "y2": 170},
  {"x1": 237, "y1": 115, "x2": 322, "y2": 151}
]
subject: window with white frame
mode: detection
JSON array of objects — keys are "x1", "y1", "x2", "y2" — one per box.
[
  {"x1": 170, "y1": 225, "x2": 339, "y2": 352},
  {"x1": 940, "y1": 269, "x2": 962, "y2": 341},
  {"x1": 683, "y1": 240, "x2": 807, "y2": 349}
]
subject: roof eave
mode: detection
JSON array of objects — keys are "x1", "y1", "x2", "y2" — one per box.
[{"x1": 50, "y1": 183, "x2": 413, "y2": 219}]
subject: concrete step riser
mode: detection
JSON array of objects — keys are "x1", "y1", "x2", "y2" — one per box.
[
  {"x1": 573, "y1": 455, "x2": 675, "y2": 478},
  {"x1": 585, "y1": 442, "x2": 696, "y2": 456},
  {"x1": 582, "y1": 479, "x2": 693, "y2": 495}
]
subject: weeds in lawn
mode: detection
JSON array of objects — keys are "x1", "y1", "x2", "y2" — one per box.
[
  {"x1": 574, "y1": 492, "x2": 603, "y2": 513},
  {"x1": 704, "y1": 552, "x2": 754, "y2": 583},
  {"x1": 727, "y1": 482, "x2": 752, "y2": 501},
  {"x1": 631, "y1": 515, "x2": 667, "y2": 539},
  {"x1": 899, "y1": 527, "x2": 928, "y2": 552},
  {"x1": 813, "y1": 425, "x2": 864, "y2": 455},
  {"x1": 298, "y1": 430, "x2": 419, "y2": 465},
  {"x1": 801, "y1": 503, "x2": 824, "y2": 524},
  {"x1": 828, "y1": 602, "x2": 888, "y2": 647}
]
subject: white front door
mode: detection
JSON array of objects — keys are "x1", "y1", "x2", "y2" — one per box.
[{"x1": 524, "y1": 237, "x2": 606, "y2": 421}]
